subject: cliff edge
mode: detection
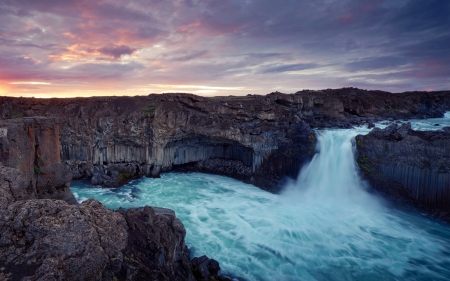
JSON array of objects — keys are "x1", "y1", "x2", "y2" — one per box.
[{"x1": 356, "y1": 123, "x2": 450, "y2": 220}]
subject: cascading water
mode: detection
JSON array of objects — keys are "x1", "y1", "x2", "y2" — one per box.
[
  {"x1": 71, "y1": 121, "x2": 450, "y2": 281},
  {"x1": 283, "y1": 129, "x2": 372, "y2": 203}
]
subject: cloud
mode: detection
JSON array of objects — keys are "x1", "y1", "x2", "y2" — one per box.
[
  {"x1": 65, "y1": 61, "x2": 145, "y2": 80},
  {"x1": 159, "y1": 50, "x2": 208, "y2": 62},
  {"x1": 259, "y1": 63, "x2": 320, "y2": 74},
  {"x1": 0, "y1": 0, "x2": 448, "y2": 97},
  {"x1": 97, "y1": 45, "x2": 137, "y2": 59},
  {"x1": 345, "y1": 56, "x2": 409, "y2": 72}
]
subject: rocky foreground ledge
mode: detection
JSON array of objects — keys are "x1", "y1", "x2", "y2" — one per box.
[
  {"x1": 0, "y1": 118, "x2": 230, "y2": 280},
  {"x1": 356, "y1": 123, "x2": 450, "y2": 221}
]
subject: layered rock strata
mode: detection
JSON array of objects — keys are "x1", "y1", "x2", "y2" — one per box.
[{"x1": 356, "y1": 123, "x2": 450, "y2": 217}]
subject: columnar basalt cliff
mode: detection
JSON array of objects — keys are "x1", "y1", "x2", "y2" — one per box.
[
  {"x1": 1, "y1": 88, "x2": 449, "y2": 191},
  {"x1": 356, "y1": 123, "x2": 450, "y2": 217}
]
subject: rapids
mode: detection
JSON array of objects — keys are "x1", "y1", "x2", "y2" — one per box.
[{"x1": 71, "y1": 116, "x2": 450, "y2": 281}]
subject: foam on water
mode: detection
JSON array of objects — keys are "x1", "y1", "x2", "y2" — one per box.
[{"x1": 71, "y1": 114, "x2": 450, "y2": 281}]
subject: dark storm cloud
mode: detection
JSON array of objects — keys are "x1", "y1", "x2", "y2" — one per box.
[
  {"x1": 245, "y1": 53, "x2": 292, "y2": 60},
  {"x1": 384, "y1": 0, "x2": 450, "y2": 34},
  {"x1": 92, "y1": 2, "x2": 153, "y2": 22}
]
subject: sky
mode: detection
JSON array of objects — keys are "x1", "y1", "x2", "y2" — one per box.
[{"x1": 0, "y1": 0, "x2": 449, "y2": 98}]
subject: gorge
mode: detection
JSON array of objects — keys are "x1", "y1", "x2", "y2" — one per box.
[
  {"x1": 1, "y1": 88, "x2": 450, "y2": 280},
  {"x1": 71, "y1": 126, "x2": 450, "y2": 280}
]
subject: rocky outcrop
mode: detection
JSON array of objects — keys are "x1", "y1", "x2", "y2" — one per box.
[
  {"x1": 0, "y1": 118, "x2": 74, "y2": 203},
  {"x1": 117, "y1": 206, "x2": 228, "y2": 281},
  {"x1": 356, "y1": 123, "x2": 450, "y2": 217},
  {"x1": 0, "y1": 199, "x2": 128, "y2": 280},
  {"x1": 0, "y1": 198, "x2": 229, "y2": 280}
]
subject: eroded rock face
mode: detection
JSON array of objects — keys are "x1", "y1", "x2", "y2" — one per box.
[
  {"x1": 0, "y1": 199, "x2": 127, "y2": 280},
  {"x1": 356, "y1": 123, "x2": 450, "y2": 216},
  {"x1": 0, "y1": 118, "x2": 74, "y2": 203},
  {"x1": 117, "y1": 207, "x2": 195, "y2": 281},
  {"x1": 0, "y1": 164, "x2": 25, "y2": 206},
  {"x1": 0, "y1": 93, "x2": 317, "y2": 190}
]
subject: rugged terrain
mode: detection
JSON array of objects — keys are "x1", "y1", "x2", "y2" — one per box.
[
  {"x1": 356, "y1": 123, "x2": 450, "y2": 220},
  {"x1": 1, "y1": 88, "x2": 450, "y2": 191},
  {"x1": 1, "y1": 88, "x2": 450, "y2": 279},
  {"x1": 0, "y1": 118, "x2": 74, "y2": 203}
]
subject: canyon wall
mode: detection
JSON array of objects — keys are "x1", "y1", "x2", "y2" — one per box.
[
  {"x1": 1, "y1": 93, "x2": 319, "y2": 190},
  {"x1": 356, "y1": 123, "x2": 450, "y2": 215},
  {"x1": 2, "y1": 88, "x2": 449, "y2": 191}
]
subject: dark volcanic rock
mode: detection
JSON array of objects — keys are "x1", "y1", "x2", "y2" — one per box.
[
  {"x1": 190, "y1": 255, "x2": 229, "y2": 281},
  {"x1": 356, "y1": 123, "x2": 450, "y2": 218},
  {"x1": 0, "y1": 164, "x2": 26, "y2": 206},
  {"x1": 2, "y1": 88, "x2": 449, "y2": 191},
  {"x1": 0, "y1": 199, "x2": 128, "y2": 280},
  {"x1": 116, "y1": 206, "x2": 195, "y2": 281},
  {"x1": 1, "y1": 89, "x2": 450, "y2": 191},
  {"x1": 0, "y1": 199, "x2": 226, "y2": 281},
  {"x1": 0, "y1": 118, "x2": 75, "y2": 203}
]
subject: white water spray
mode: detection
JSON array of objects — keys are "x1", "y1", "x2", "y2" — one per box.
[{"x1": 282, "y1": 128, "x2": 379, "y2": 208}]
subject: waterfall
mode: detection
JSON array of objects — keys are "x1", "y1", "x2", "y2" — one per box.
[{"x1": 282, "y1": 128, "x2": 378, "y2": 207}]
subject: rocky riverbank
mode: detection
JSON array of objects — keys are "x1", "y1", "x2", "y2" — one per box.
[{"x1": 356, "y1": 123, "x2": 450, "y2": 221}]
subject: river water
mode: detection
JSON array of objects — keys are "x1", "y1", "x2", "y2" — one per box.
[{"x1": 71, "y1": 115, "x2": 450, "y2": 281}]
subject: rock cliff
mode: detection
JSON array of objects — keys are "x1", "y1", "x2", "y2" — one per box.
[
  {"x1": 2, "y1": 88, "x2": 449, "y2": 190},
  {"x1": 356, "y1": 123, "x2": 450, "y2": 218},
  {"x1": 0, "y1": 117, "x2": 74, "y2": 203}
]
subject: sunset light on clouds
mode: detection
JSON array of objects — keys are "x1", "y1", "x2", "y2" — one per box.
[{"x1": 0, "y1": 0, "x2": 449, "y2": 97}]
